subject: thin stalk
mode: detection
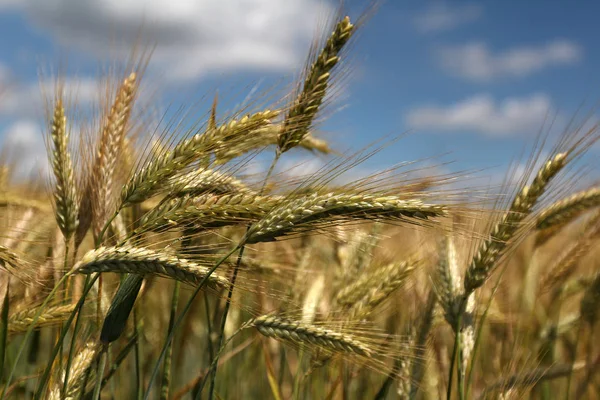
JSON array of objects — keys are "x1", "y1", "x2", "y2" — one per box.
[
  {"x1": 60, "y1": 242, "x2": 73, "y2": 399},
  {"x1": 142, "y1": 245, "x2": 241, "y2": 400},
  {"x1": 33, "y1": 274, "x2": 100, "y2": 399},
  {"x1": 160, "y1": 282, "x2": 180, "y2": 400},
  {"x1": 133, "y1": 308, "x2": 142, "y2": 400},
  {"x1": 207, "y1": 247, "x2": 245, "y2": 399},
  {"x1": 447, "y1": 298, "x2": 465, "y2": 400},
  {"x1": 565, "y1": 322, "x2": 584, "y2": 399},
  {"x1": 292, "y1": 349, "x2": 305, "y2": 400},
  {"x1": 96, "y1": 209, "x2": 121, "y2": 248},
  {"x1": 207, "y1": 151, "x2": 280, "y2": 400},
  {"x1": 92, "y1": 348, "x2": 107, "y2": 400},
  {"x1": 62, "y1": 273, "x2": 90, "y2": 398},
  {"x1": 195, "y1": 323, "x2": 250, "y2": 398},
  {"x1": 82, "y1": 333, "x2": 138, "y2": 400},
  {"x1": 204, "y1": 291, "x2": 215, "y2": 364}
]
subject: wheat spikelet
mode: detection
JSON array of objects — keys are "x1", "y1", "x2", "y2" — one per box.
[
  {"x1": 278, "y1": 16, "x2": 354, "y2": 153},
  {"x1": 49, "y1": 100, "x2": 79, "y2": 241},
  {"x1": 535, "y1": 187, "x2": 600, "y2": 245},
  {"x1": 73, "y1": 246, "x2": 230, "y2": 289},
  {"x1": 464, "y1": 153, "x2": 568, "y2": 293},
  {"x1": 8, "y1": 304, "x2": 76, "y2": 335},
  {"x1": 245, "y1": 192, "x2": 445, "y2": 244},
  {"x1": 248, "y1": 314, "x2": 372, "y2": 357},
  {"x1": 121, "y1": 110, "x2": 277, "y2": 206},
  {"x1": 48, "y1": 342, "x2": 99, "y2": 400}
]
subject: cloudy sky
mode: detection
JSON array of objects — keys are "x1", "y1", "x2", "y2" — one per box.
[{"x1": 0, "y1": 0, "x2": 598, "y2": 183}]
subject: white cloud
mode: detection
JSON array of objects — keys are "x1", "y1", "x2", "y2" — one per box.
[
  {"x1": 0, "y1": 77, "x2": 100, "y2": 118},
  {"x1": 438, "y1": 40, "x2": 583, "y2": 81},
  {"x1": 6, "y1": 0, "x2": 333, "y2": 81},
  {"x1": 414, "y1": 3, "x2": 482, "y2": 33},
  {"x1": 406, "y1": 93, "x2": 553, "y2": 136},
  {"x1": 1, "y1": 120, "x2": 48, "y2": 177}
]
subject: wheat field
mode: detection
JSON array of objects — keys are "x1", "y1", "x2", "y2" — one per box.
[{"x1": 0, "y1": 9, "x2": 599, "y2": 400}]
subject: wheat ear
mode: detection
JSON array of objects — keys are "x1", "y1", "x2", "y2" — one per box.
[
  {"x1": 245, "y1": 192, "x2": 446, "y2": 244},
  {"x1": 48, "y1": 342, "x2": 98, "y2": 400},
  {"x1": 346, "y1": 261, "x2": 416, "y2": 319},
  {"x1": 248, "y1": 314, "x2": 372, "y2": 357},
  {"x1": 8, "y1": 304, "x2": 76, "y2": 335},
  {"x1": 278, "y1": 16, "x2": 354, "y2": 153},
  {"x1": 136, "y1": 193, "x2": 281, "y2": 235},
  {"x1": 91, "y1": 72, "x2": 137, "y2": 238},
  {"x1": 73, "y1": 246, "x2": 230, "y2": 289},
  {"x1": 121, "y1": 110, "x2": 277, "y2": 206},
  {"x1": 535, "y1": 187, "x2": 600, "y2": 245},
  {"x1": 166, "y1": 168, "x2": 249, "y2": 198},
  {"x1": 49, "y1": 100, "x2": 79, "y2": 241},
  {"x1": 464, "y1": 153, "x2": 567, "y2": 293}
]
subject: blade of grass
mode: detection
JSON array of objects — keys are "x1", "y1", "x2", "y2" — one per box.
[{"x1": 0, "y1": 283, "x2": 9, "y2": 384}]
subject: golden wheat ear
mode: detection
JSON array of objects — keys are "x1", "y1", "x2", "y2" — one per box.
[
  {"x1": 277, "y1": 15, "x2": 354, "y2": 154},
  {"x1": 48, "y1": 98, "x2": 79, "y2": 242}
]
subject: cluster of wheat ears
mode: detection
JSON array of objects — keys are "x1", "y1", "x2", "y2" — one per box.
[{"x1": 0, "y1": 11, "x2": 599, "y2": 400}]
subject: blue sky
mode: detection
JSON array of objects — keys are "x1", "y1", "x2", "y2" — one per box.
[{"x1": 0, "y1": 0, "x2": 598, "y2": 185}]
